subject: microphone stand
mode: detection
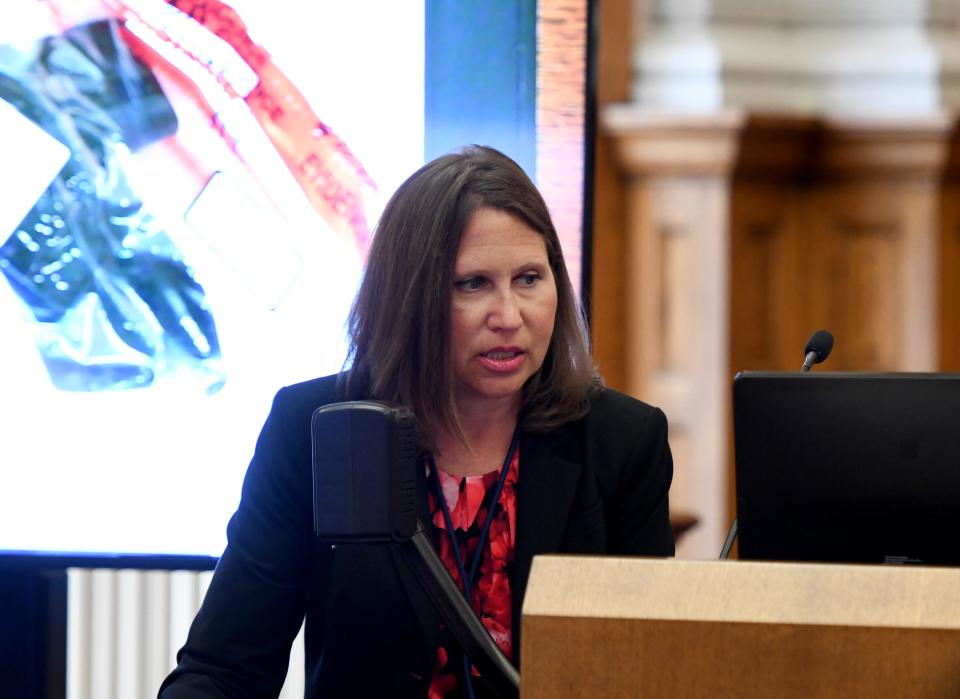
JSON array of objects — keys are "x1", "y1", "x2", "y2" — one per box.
[
  {"x1": 718, "y1": 519, "x2": 738, "y2": 560},
  {"x1": 397, "y1": 523, "x2": 520, "y2": 699},
  {"x1": 800, "y1": 350, "x2": 819, "y2": 372}
]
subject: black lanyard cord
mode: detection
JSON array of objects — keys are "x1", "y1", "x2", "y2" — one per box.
[
  {"x1": 428, "y1": 426, "x2": 519, "y2": 600},
  {"x1": 427, "y1": 426, "x2": 521, "y2": 699}
]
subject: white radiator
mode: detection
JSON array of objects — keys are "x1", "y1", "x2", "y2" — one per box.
[{"x1": 66, "y1": 568, "x2": 305, "y2": 699}]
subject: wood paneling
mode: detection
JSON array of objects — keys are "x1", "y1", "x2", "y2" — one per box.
[
  {"x1": 730, "y1": 184, "x2": 805, "y2": 373},
  {"x1": 939, "y1": 130, "x2": 960, "y2": 372},
  {"x1": 599, "y1": 110, "x2": 955, "y2": 557},
  {"x1": 590, "y1": 0, "x2": 633, "y2": 390}
]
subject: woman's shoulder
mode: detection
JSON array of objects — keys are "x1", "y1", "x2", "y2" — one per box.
[
  {"x1": 275, "y1": 372, "x2": 346, "y2": 405},
  {"x1": 267, "y1": 372, "x2": 367, "y2": 423},
  {"x1": 573, "y1": 386, "x2": 669, "y2": 450},
  {"x1": 585, "y1": 385, "x2": 665, "y2": 425}
]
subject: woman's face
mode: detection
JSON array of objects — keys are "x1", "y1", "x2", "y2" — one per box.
[{"x1": 449, "y1": 207, "x2": 558, "y2": 411}]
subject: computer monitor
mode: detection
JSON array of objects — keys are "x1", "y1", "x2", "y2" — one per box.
[{"x1": 733, "y1": 372, "x2": 960, "y2": 566}]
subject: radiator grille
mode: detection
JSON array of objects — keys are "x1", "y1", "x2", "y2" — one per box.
[{"x1": 66, "y1": 568, "x2": 304, "y2": 699}]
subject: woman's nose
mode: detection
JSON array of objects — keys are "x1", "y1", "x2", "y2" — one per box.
[{"x1": 488, "y1": 290, "x2": 523, "y2": 330}]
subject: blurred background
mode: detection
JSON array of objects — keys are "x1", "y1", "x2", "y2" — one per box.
[{"x1": 592, "y1": 0, "x2": 960, "y2": 559}]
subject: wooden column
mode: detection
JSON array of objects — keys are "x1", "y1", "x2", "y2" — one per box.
[{"x1": 603, "y1": 109, "x2": 745, "y2": 558}]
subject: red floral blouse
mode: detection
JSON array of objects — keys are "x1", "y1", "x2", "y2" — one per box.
[{"x1": 426, "y1": 448, "x2": 519, "y2": 699}]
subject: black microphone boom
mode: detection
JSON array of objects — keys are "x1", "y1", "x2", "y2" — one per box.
[{"x1": 801, "y1": 329, "x2": 834, "y2": 372}]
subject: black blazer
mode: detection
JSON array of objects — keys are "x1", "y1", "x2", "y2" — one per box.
[{"x1": 159, "y1": 374, "x2": 674, "y2": 698}]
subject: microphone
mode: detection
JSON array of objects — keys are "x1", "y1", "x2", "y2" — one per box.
[
  {"x1": 311, "y1": 401, "x2": 519, "y2": 698},
  {"x1": 720, "y1": 330, "x2": 836, "y2": 560},
  {"x1": 801, "y1": 330, "x2": 834, "y2": 372},
  {"x1": 311, "y1": 401, "x2": 418, "y2": 543}
]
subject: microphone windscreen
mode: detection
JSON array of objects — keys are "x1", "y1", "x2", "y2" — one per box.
[
  {"x1": 803, "y1": 329, "x2": 834, "y2": 363},
  {"x1": 311, "y1": 401, "x2": 418, "y2": 543}
]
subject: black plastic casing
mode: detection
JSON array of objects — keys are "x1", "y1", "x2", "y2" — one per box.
[{"x1": 311, "y1": 401, "x2": 418, "y2": 543}]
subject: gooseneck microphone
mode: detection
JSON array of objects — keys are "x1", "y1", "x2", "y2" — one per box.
[
  {"x1": 801, "y1": 329, "x2": 834, "y2": 372},
  {"x1": 719, "y1": 330, "x2": 835, "y2": 560}
]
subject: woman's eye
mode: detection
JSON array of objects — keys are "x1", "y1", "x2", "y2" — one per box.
[
  {"x1": 517, "y1": 272, "x2": 540, "y2": 286},
  {"x1": 455, "y1": 277, "x2": 485, "y2": 291}
]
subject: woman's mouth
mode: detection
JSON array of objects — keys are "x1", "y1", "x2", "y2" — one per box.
[{"x1": 478, "y1": 349, "x2": 526, "y2": 372}]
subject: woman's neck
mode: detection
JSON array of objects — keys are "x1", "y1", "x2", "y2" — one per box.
[{"x1": 433, "y1": 395, "x2": 519, "y2": 478}]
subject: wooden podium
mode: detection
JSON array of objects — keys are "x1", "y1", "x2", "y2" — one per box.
[{"x1": 520, "y1": 557, "x2": 960, "y2": 698}]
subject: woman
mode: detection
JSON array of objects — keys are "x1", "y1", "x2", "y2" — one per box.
[{"x1": 159, "y1": 146, "x2": 674, "y2": 698}]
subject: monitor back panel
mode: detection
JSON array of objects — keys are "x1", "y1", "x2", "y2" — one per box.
[{"x1": 733, "y1": 372, "x2": 960, "y2": 565}]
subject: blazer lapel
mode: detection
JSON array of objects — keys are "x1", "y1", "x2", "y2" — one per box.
[
  {"x1": 511, "y1": 426, "x2": 582, "y2": 662},
  {"x1": 387, "y1": 435, "x2": 585, "y2": 670}
]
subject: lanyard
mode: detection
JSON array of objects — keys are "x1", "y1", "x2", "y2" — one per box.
[
  {"x1": 429, "y1": 428, "x2": 520, "y2": 699},
  {"x1": 428, "y1": 426, "x2": 520, "y2": 604}
]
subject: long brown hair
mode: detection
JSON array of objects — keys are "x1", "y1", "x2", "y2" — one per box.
[{"x1": 345, "y1": 145, "x2": 598, "y2": 448}]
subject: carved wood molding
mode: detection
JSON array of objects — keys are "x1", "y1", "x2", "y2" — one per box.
[
  {"x1": 603, "y1": 109, "x2": 956, "y2": 181},
  {"x1": 602, "y1": 107, "x2": 746, "y2": 175},
  {"x1": 815, "y1": 114, "x2": 955, "y2": 179}
]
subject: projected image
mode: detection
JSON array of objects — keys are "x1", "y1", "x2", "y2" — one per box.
[
  {"x1": 0, "y1": 0, "x2": 587, "y2": 560},
  {"x1": 0, "y1": 0, "x2": 424, "y2": 556}
]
